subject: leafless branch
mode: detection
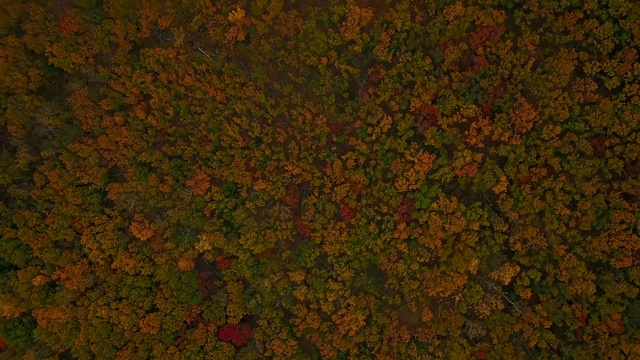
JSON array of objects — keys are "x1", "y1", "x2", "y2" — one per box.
[
  {"x1": 195, "y1": 44, "x2": 219, "y2": 61},
  {"x1": 318, "y1": 258, "x2": 334, "y2": 273},
  {"x1": 477, "y1": 275, "x2": 523, "y2": 316}
]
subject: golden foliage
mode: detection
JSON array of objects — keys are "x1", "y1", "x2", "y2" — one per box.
[
  {"x1": 129, "y1": 215, "x2": 156, "y2": 241},
  {"x1": 340, "y1": 6, "x2": 374, "y2": 42},
  {"x1": 177, "y1": 257, "x2": 195, "y2": 272},
  {"x1": 139, "y1": 313, "x2": 162, "y2": 334},
  {"x1": 0, "y1": 294, "x2": 27, "y2": 318},
  {"x1": 186, "y1": 170, "x2": 211, "y2": 196},
  {"x1": 51, "y1": 259, "x2": 90, "y2": 291},
  {"x1": 490, "y1": 262, "x2": 521, "y2": 285}
]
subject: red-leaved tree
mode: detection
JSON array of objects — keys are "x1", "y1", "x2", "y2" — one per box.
[{"x1": 218, "y1": 323, "x2": 252, "y2": 347}]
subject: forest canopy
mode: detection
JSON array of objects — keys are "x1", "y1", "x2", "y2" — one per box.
[{"x1": 1, "y1": 0, "x2": 640, "y2": 359}]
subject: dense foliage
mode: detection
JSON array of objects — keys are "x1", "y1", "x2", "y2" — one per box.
[{"x1": 2, "y1": 0, "x2": 640, "y2": 359}]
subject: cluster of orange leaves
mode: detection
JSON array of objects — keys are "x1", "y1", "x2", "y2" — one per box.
[
  {"x1": 129, "y1": 215, "x2": 156, "y2": 241},
  {"x1": 186, "y1": 170, "x2": 211, "y2": 196}
]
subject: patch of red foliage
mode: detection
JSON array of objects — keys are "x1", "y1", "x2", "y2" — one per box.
[
  {"x1": 471, "y1": 55, "x2": 489, "y2": 72},
  {"x1": 413, "y1": 103, "x2": 440, "y2": 130},
  {"x1": 339, "y1": 202, "x2": 357, "y2": 221},
  {"x1": 218, "y1": 323, "x2": 252, "y2": 347},
  {"x1": 469, "y1": 25, "x2": 506, "y2": 51},
  {"x1": 459, "y1": 51, "x2": 489, "y2": 73},
  {"x1": 215, "y1": 256, "x2": 231, "y2": 270},
  {"x1": 283, "y1": 184, "x2": 300, "y2": 208},
  {"x1": 59, "y1": 9, "x2": 81, "y2": 37},
  {"x1": 396, "y1": 198, "x2": 416, "y2": 223},
  {"x1": 295, "y1": 216, "x2": 312, "y2": 237}
]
